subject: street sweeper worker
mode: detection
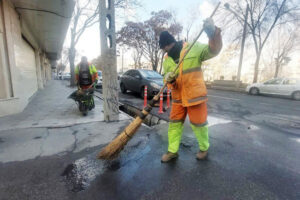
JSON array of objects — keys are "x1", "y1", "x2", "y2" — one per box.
[
  {"x1": 159, "y1": 18, "x2": 222, "y2": 162},
  {"x1": 75, "y1": 56, "x2": 98, "y2": 90}
]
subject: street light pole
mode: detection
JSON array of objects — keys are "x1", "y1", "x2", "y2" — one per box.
[{"x1": 225, "y1": 3, "x2": 249, "y2": 88}]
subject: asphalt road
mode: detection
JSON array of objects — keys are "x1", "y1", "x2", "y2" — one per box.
[
  {"x1": 103, "y1": 88, "x2": 300, "y2": 128},
  {"x1": 1, "y1": 86, "x2": 300, "y2": 200}
]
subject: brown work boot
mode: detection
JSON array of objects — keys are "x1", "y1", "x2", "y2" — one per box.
[
  {"x1": 161, "y1": 152, "x2": 178, "y2": 163},
  {"x1": 196, "y1": 151, "x2": 208, "y2": 160}
]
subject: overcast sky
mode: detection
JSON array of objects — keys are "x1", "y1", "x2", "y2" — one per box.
[
  {"x1": 62, "y1": 0, "x2": 300, "y2": 80},
  {"x1": 63, "y1": 0, "x2": 218, "y2": 70}
]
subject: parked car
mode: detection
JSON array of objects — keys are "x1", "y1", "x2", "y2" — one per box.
[
  {"x1": 62, "y1": 72, "x2": 71, "y2": 80},
  {"x1": 246, "y1": 78, "x2": 300, "y2": 100},
  {"x1": 57, "y1": 72, "x2": 62, "y2": 80},
  {"x1": 96, "y1": 71, "x2": 103, "y2": 89},
  {"x1": 120, "y1": 69, "x2": 167, "y2": 98}
]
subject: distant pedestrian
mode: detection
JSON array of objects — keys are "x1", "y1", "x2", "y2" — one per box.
[
  {"x1": 75, "y1": 56, "x2": 98, "y2": 90},
  {"x1": 159, "y1": 18, "x2": 222, "y2": 162},
  {"x1": 75, "y1": 56, "x2": 98, "y2": 109}
]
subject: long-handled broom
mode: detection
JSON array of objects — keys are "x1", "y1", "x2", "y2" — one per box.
[{"x1": 98, "y1": 2, "x2": 221, "y2": 160}]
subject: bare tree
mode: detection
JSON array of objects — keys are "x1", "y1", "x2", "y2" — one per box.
[
  {"x1": 203, "y1": 44, "x2": 239, "y2": 81},
  {"x1": 117, "y1": 10, "x2": 182, "y2": 71},
  {"x1": 69, "y1": 0, "x2": 99, "y2": 86},
  {"x1": 226, "y1": 0, "x2": 300, "y2": 83},
  {"x1": 132, "y1": 49, "x2": 143, "y2": 69},
  {"x1": 273, "y1": 25, "x2": 300, "y2": 78},
  {"x1": 117, "y1": 22, "x2": 145, "y2": 69},
  {"x1": 57, "y1": 47, "x2": 69, "y2": 76},
  {"x1": 183, "y1": 5, "x2": 199, "y2": 42},
  {"x1": 68, "y1": 0, "x2": 140, "y2": 86}
]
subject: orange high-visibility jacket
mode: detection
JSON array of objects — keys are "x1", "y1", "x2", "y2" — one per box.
[
  {"x1": 163, "y1": 42, "x2": 217, "y2": 107},
  {"x1": 75, "y1": 63, "x2": 98, "y2": 83}
]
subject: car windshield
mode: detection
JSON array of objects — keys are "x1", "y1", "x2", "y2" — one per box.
[
  {"x1": 264, "y1": 78, "x2": 283, "y2": 84},
  {"x1": 139, "y1": 70, "x2": 162, "y2": 79},
  {"x1": 98, "y1": 71, "x2": 102, "y2": 76}
]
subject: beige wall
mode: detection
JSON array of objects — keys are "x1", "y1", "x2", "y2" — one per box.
[
  {"x1": 0, "y1": 0, "x2": 52, "y2": 117},
  {"x1": 0, "y1": 0, "x2": 13, "y2": 99}
]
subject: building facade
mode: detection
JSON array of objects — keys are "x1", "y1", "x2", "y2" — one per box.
[{"x1": 0, "y1": 0, "x2": 74, "y2": 117}]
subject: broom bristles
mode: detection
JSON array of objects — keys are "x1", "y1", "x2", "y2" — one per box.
[{"x1": 98, "y1": 116, "x2": 143, "y2": 160}]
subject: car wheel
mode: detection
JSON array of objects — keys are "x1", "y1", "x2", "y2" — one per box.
[
  {"x1": 120, "y1": 83, "x2": 127, "y2": 94},
  {"x1": 250, "y1": 87, "x2": 259, "y2": 95},
  {"x1": 292, "y1": 91, "x2": 300, "y2": 101}
]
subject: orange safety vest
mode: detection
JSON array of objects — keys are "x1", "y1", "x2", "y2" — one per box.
[{"x1": 163, "y1": 42, "x2": 216, "y2": 107}]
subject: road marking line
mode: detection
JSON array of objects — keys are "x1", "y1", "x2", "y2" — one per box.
[{"x1": 207, "y1": 95, "x2": 240, "y2": 101}]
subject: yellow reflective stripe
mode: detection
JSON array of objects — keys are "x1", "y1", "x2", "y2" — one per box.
[
  {"x1": 188, "y1": 96, "x2": 208, "y2": 103},
  {"x1": 172, "y1": 99, "x2": 182, "y2": 103},
  {"x1": 190, "y1": 121, "x2": 208, "y2": 127},
  {"x1": 182, "y1": 66, "x2": 202, "y2": 75}
]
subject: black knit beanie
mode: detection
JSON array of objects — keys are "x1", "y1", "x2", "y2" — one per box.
[{"x1": 159, "y1": 31, "x2": 176, "y2": 49}]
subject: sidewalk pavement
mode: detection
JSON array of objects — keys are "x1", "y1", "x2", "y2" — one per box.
[
  {"x1": 0, "y1": 80, "x2": 131, "y2": 163},
  {"x1": 0, "y1": 80, "x2": 128, "y2": 131}
]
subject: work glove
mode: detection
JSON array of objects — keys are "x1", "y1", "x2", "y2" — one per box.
[
  {"x1": 203, "y1": 18, "x2": 216, "y2": 39},
  {"x1": 165, "y1": 72, "x2": 177, "y2": 84}
]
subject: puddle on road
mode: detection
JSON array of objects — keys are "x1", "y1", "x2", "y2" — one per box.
[
  {"x1": 61, "y1": 135, "x2": 151, "y2": 192},
  {"x1": 61, "y1": 153, "x2": 104, "y2": 192},
  {"x1": 291, "y1": 138, "x2": 300, "y2": 143},
  {"x1": 207, "y1": 116, "x2": 232, "y2": 127}
]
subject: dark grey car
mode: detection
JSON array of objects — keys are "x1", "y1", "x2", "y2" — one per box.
[{"x1": 120, "y1": 69, "x2": 166, "y2": 99}]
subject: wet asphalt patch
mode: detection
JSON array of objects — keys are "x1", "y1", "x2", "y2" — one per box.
[{"x1": 61, "y1": 135, "x2": 151, "y2": 193}]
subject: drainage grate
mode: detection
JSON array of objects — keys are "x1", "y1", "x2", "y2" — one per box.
[{"x1": 119, "y1": 104, "x2": 167, "y2": 127}]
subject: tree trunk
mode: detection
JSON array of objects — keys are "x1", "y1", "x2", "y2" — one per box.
[
  {"x1": 274, "y1": 59, "x2": 280, "y2": 78},
  {"x1": 152, "y1": 64, "x2": 157, "y2": 71},
  {"x1": 69, "y1": 47, "x2": 76, "y2": 86},
  {"x1": 69, "y1": 28, "x2": 76, "y2": 86},
  {"x1": 252, "y1": 50, "x2": 262, "y2": 83},
  {"x1": 159, "y1": 52, "x2": 164, "y2": 74}
]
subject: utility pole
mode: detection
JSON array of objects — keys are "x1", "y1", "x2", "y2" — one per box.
[
  {"x1": 99, "y1": 0, "x2": 119, "y2": 121},
  {"x1": 225, "y1": 3, "x2": 249, "y2": 88}
]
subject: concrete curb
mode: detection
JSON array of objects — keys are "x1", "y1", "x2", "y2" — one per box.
[{"x1": 209, "y1": 86, "x2": 247, "y2": 93}]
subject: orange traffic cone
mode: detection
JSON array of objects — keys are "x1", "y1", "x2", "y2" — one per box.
[
  {"x1": 158, "y1": 93, "x2": 164, "y2": 114},
  {"x1": 143, "y1": 86, "x2": 147, "y2": 108},
  {"x1": 166, "y1": 89, "x2": 170, "y2": 109}
]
